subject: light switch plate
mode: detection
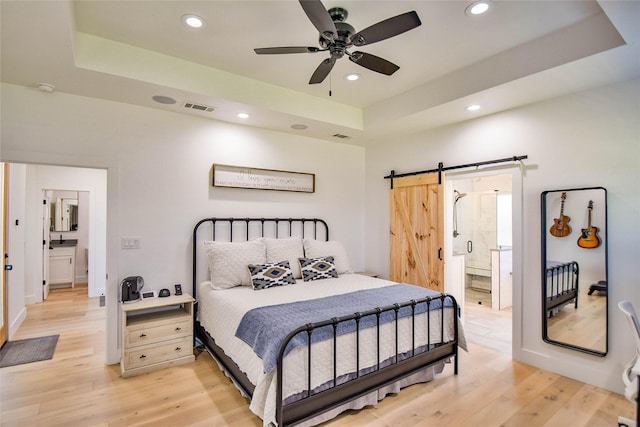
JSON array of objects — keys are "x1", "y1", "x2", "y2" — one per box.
[{"x1": 121, "y1": 237, "x2": 141, "y2": 249}]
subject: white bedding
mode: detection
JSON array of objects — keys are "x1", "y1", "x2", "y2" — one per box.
[{"x1": 197, "y1": 273, "x2": 465, "y2": 426}]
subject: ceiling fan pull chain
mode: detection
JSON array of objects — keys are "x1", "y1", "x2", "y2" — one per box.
[{"x1": 329, "y1": 73, "x2": 332, "y2": 96}]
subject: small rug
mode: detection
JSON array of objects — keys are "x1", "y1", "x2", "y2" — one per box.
[{"x1": 0, "y1": 335, "x2": 59, "y2": 368}]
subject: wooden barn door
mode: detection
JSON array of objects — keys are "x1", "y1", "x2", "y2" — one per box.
[{"x1": 390, "y1": 173, "x2": 444, "y2": 292}]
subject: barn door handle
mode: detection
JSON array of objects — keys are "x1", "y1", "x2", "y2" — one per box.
[
  {"x1": 438, "y1": 248, "x2": 443, "y2": 261},
  {"x1": 467, "y1": 240, "x2": 473, "y2": 253}
]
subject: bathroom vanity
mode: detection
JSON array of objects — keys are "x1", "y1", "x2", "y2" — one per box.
[{"x1": 49, "y1": 240, "x2": 77, "y2": 288}]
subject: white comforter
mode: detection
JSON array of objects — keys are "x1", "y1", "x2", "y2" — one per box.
[{"x1": 197, "y1": 274, "x2": 464, "y2": 426}]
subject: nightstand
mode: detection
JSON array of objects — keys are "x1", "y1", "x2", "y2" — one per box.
[{"x1": 120, "y1": 293, "x2": 195, "y2": 378}]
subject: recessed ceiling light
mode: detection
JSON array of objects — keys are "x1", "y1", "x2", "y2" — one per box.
[
  {"x1": 181, "y1": 14, "x2": 206, "y2": 29},
  {"x1": 345, "y1": 73, "x2": 360, "y2": 81},
  {"x1": 465, "y1": 104, "x2": 481, "y2": 111},
  {"x1": 291, "y1": 124, "x2": 308, "y2": 130},
  {"x1": 237, "y1": 113, "x2": 250, "y2": 119},
  {"x1": 152, "y1": 95, "x2": 177, "y2": 104},
  {"x1": 465, "y1": 1, "x2": 491, "y2": 16}
]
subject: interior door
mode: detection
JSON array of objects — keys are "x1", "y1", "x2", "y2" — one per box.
[
  {"x1": 43, "y1": 194, "x2": 50, "y2": 300},
  {"x1": 390, "y1": 172, "x2": 444, "y2": 291},
  {"x1": 1, "y1": 163, "x2": 8, "y2": 346}
]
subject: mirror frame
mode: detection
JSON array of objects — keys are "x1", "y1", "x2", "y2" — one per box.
[{"x1": 540, "y1": 186, "x2": 608, "y2": 356}]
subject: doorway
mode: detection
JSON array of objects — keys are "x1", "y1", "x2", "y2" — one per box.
[
  {"x1": 43, "y1": 190, "x2": 90, "y2": 300},
  {"x1": 3, "y1": 163, "x2": 106, "y2": 346},
  {"x1": 447, "y1": 172, "x2": 513, "y2": 355}
]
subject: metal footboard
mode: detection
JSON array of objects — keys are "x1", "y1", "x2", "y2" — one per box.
[{"x1": 276, "y1": 294, "x2": 459, "y2": 426}]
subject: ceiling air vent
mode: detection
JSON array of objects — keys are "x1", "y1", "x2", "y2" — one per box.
[
  {"x1": 332, "y1": 133, "x2": 351, "y2": 139},
  {"x1": 184, "y1": 102, "x2": 214, "y2": 112}
]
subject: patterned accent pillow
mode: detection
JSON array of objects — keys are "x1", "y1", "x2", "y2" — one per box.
[
  {"x1": 248, "y1": 260, "x2": 296, "y2": 290},
  {"x1": 298, "y1": 256, "x2": 339, "y2": 282}
]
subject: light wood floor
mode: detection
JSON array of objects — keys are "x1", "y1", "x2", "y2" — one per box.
[
  {"x1": 464, "y1": 288, "x2": 513, "y2": 355},
  {"x1": 546, "y1": 286, "x2": 607, "y2": 353},
  {"x1": 0, "y1": 285, "x2": 634, "y2": 426}
]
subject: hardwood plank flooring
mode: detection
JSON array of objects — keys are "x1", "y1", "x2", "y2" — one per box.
[{"x1": 0, "y1": 286, "x2": 634, "y2": 426}]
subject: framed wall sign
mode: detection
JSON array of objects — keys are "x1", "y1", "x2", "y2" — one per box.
[{"x1": 212, "y1": 164, "x2": 315, "y2": 193}]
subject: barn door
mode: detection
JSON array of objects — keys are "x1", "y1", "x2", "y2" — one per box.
[{"x1": 390, "y1": 172, "x2": 444, "y2": 291}]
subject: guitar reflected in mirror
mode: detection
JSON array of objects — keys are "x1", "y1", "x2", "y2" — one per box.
[
  {"x1": 577, "y1": 200, "x2": 601, "y2": 248},
  {"x1": 549, "y1": 192, "x2": 571, "y2": 237}
]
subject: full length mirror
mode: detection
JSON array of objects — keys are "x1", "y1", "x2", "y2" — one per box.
[
  {"x1": 49, "y1": 190, "x2": 79, "y2": 231},
  {"x1": 541, "y1": 187, "x2": 607, "y2": 356}
]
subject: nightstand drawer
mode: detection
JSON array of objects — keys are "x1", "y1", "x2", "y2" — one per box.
[
  {"x1": 124, "y1": 336, "x2": 193, "y2": 369},
  {"x1": 125, "y1": 318, "x2": 192, "y2": 347}
]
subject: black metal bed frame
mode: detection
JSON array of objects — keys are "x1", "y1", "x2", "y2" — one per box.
[
  {"x1": 192, "y1": 217, "x2": 459, "y2": 427},
  {"x1": 545, "y1": 261, "x2": 580, "y2": 314}
]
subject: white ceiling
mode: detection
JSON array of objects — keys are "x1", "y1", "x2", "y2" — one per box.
[{"x1": 2, "y1": 1, "x2": 639, "y2": 146}]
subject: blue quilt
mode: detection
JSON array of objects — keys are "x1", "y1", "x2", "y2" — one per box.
[{"x1": 235, "y1": 284, "x2": 452, "y2": 373}]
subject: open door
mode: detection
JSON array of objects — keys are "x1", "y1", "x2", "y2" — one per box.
[
  {"x1": 390, "y1": 172, "x2": 444, "y2": 291},
  {"x1": 1, "y1": 163, "x2": 8, "y2": 347},
  {"x1": 42, "y1": 194, "x2": 50, "y2": 300}
]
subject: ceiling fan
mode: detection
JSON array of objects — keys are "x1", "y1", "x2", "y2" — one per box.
[{"x1": 254, "y1": 0, "x2": 422, "y2": 84}]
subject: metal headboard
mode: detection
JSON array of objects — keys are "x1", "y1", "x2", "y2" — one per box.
[{"x1": 192, "y1": 217, "x2": 329, "y2": 300}]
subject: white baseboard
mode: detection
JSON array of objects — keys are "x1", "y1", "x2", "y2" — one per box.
[{"x1": 8, "y1": 306, "x2": 27, "y2": 340}]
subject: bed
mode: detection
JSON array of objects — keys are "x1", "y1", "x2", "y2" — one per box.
[
  {"x1": 192, "y1": 217, "x2": 464, "y2": 426},
  {"x1": 545, "y1": 260, "x2": 580, "y2": 316}
]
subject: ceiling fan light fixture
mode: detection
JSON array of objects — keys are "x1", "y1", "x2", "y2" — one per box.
[
  {"x1": 465, "y1": 104, "x2": 481, "y2": 111},
  {"x1": 465, "y1": 1, "x2": 492, "y2": 16},
  {"x1": 181, "y1": 14, "x2": 206, "y2": 29},
  {"x1": 255, "y1": 4, "x2": 421, "y2": 85},
  {"x1": 345, "y1": 73, "x2": 360, "y2": 81}
]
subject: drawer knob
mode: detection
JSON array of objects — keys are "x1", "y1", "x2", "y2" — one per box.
[
  {"x1": 139, "y1": 354, "x2": 146, "y2": 359},
  {"x1": 175, "y1": 327, "x2": 182, "y2": 331},
  {"x1": 139, "y1": 333, "x2": 147, "y2": 338},
  {"x1": 175, "y1": 347, "x2": 182, "y2": 351}
]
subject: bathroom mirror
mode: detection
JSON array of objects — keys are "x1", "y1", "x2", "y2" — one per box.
[
  {"x1": 50, "y1": 193, "x2": 79, "y2": 231},
  {"x1": 541, "y1": 187, "x2": 607, "y2": 356}
]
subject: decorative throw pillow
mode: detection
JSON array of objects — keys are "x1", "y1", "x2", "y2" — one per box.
[
  {"x1": 248, "y1": 260, "x2": 296, "y2": 290},
  {"x1": 299, "y1": 256, "x2": 339, "y2": 282},
  {"x1": 303, "y1": 239, "x2": 352, "y2": 274},
  {"x1": 263, "y1": 237, "x2": 304, "y2": 279},
  {"x1": 203, "y1": 240, "x2": 266, "y2": 290}
]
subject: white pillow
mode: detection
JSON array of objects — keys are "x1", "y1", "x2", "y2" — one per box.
[
  {"x1": 263, "y1": 237, "x2": 304, "y2": 279},
  {"x1": 303, "y1": 239, "x2": 352, "y2": 274},
  {"x1": 203, "y1": 240, "x2": 266, "y2": 289}
]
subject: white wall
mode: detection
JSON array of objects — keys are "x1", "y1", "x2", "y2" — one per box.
[
  {"x1": 365, "y1": 78, "x2": 640, "y2": 393},
  {"x1": 0, "y1": 82, "x2": 366, "y2": 364}
]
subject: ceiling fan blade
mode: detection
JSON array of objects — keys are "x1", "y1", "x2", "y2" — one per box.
[
  {"x1": 309, "y1": 58, "x2": 336, "y2": 84},
  {"x1": 299, "y1": 0, "x2": 336, "y2": 39},
  {"x1": 351, "y1": 11, "x2": 421, "y2": 47},
  {"x1": 349, "y1": 51, "x2": 399, "y2": 76},
  {"x1": 254, "y1": 47, "x2": 319, "y2": 55}
]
